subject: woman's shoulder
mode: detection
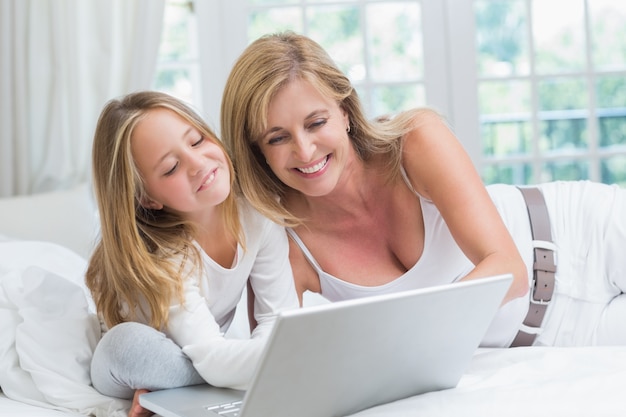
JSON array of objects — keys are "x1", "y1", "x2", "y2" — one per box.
[{"x1": 396, "y1": 107, "x2": 443, "y2": 129}]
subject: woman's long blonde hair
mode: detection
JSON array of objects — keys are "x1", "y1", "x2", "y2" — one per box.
[
  {"x1": 86, "y1": 91, "x2": 243, "y2": 330},
  {"x1": 221, "y1": 31, "x2": 433, "y2": 226}
]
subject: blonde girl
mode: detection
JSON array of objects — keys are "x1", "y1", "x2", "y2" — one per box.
[{"x1": 87, "y1": 91, "x2": 297, "y2": 417}]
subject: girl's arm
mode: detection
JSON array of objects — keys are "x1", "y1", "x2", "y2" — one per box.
[
  {"x1": 401, "y1": 111, "x2": 528, "y2": 303},
  {"x1": 247, "y1": 218, "x2": 300, "y2": 337},
  {"x1": 166, "y1": 215, "x2": 297, "y2": 390},
  {"x1": 166, "y1": 276, "x2": 265, "y2": 390}
]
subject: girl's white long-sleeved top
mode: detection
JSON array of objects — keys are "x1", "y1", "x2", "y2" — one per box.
[{"x1": 163, "y1": 202, "x2": 299, "y2": 390}]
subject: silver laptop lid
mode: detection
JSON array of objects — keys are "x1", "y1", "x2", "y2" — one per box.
[
  {"x1": 139, "y1": 274, "x2": 512, "y2": 417},
  {"x1": 239, "y1": 273, "x2": 512, "y2": 417}
]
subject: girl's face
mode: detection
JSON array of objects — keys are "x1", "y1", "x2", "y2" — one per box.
[
  {"x1": 131, "y1": 108, "x2": 231, "y2": 222},
  {"x1": 257, "y1": 78, "x2": 352, "y2": 198}
]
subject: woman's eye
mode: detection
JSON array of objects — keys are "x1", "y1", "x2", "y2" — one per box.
[
  {"x1": 309, "y1": 119, "x2": 327, "y2": 129},
  {"x1": 267, "y1": 135, "x2": 286, "y2": 145}
]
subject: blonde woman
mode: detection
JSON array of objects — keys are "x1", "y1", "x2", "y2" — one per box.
[
  {"x1": 221, "y1": 31, "x2": 626, "y2": 348},
  {"x1": 87, "y1": 91, "x2": 298, "y2": 417}
]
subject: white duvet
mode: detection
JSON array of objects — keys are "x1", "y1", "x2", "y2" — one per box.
[
  {"x1": 0, "y1": 240, "x2": 129, "y2": 417},
  {"x1": 2, "y1": 240, "x2": 626, "y2": 417},
  {"x1": 350, "y1": 346, "x2": 626, "y2": 416}
]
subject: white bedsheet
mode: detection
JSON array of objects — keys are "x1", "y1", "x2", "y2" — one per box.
[
  {"x1": 3, "y1": 345, "x2": 625, "y2": 417},
  {"x1": 349, "y1": 346, "x2": 626, "y2": 416},
  {"x1": 0, "y1": 393, "x2": 80, "y2": 416},
  {"x1": 0, "y1": 241, "x2": 129, "y2": 417},
  {"x1": 1, "y1": 241, "x2": 625, "y2": 417}
]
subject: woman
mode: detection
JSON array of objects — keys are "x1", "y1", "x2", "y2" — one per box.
[
  {"x1": 221, "y1": 31, "x2": 626, "y2": 348},
  {"x1": 87, "y1": 91, "x2": 298, "y2": 417}
]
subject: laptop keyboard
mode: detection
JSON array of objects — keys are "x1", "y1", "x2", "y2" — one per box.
[{"x1": 206, "y1": 400, "x2": 243, "y2": 416}]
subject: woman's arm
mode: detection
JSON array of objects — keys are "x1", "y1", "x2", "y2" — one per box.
[{"x1": 401, "y1": 111, "x2": 528, "y2": 303}]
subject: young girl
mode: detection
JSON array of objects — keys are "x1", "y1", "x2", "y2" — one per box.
[{"x1": 86, "y1": 91, "x2": 298, "y2": 417}]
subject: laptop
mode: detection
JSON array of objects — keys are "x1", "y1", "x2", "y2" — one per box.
[{"x1": 140, "y1": 273, "x2": 513, "y2": 417}]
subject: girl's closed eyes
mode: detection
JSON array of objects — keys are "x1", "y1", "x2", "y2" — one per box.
[{"x1": 162, "y1": 135, "x2": 207, "y2": 176}]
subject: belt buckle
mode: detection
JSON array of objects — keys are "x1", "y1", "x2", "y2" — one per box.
[
  {"x1": 529, "y1": 283, "x2": 550, "y2": 306},
  {"x1": 530, "y1": 239, "x2": 556, "y2": 305}
]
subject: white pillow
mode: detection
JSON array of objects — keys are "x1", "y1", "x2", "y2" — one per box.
[
  {"x1": 0, "y1": 183, "x2": 99, "y2": 259},
  {"x1": 0, "y1": 240, "x2": 129, "y2": 416}
]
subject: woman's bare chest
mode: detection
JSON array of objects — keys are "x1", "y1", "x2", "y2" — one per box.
[{"x1": 297, "y1": 191, "x2": 425, "y2": 286}]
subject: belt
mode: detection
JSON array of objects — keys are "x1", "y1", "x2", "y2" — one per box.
[{"x1": 510, "y1": 186, "x2": 557, "y2": 347}]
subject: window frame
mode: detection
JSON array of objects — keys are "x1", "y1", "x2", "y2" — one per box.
[{"x1": 191, "y1": 0, "x2": 626, "y2": 184}]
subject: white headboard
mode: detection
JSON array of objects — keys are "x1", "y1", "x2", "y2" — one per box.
[{"x1": 0, "y1": 183, "x2": 99, "y2": 259}]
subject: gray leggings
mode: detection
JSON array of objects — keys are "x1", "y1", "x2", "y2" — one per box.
[{"x1": 90, "y1": 322, "x2": 205, "y2": 399}]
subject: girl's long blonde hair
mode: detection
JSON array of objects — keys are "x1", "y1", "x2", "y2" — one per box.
[
  {"x1": 221, "y1": 31, "x2": 434, "y2": 227},
  {"x1": 86, "y1": 91, "x2": 243, "y2": 330}
]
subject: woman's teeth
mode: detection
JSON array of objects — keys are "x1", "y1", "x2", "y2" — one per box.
[{"x1": 297, "y1": 157, "x2": 327, "y2": 174}]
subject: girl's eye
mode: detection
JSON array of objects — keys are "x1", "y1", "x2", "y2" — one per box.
[
  {"x1": 164, "y1": 162, "x2": 178, "y2": 176},
  {"x1": 192, "y1": 136, "x2": 205, "y2": 147}
]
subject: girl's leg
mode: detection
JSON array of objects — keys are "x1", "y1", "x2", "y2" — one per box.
[{"x1": 90, "y1": 322, "x2": 204, "y2": 399}]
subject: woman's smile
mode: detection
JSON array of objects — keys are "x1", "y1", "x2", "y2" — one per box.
[{"x1": 295, "y1": 155, "x2": 330, "y2": 176}]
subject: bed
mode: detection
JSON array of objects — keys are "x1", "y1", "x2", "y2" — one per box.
[{"x1": 1, "y1": 184, "x2": 625, "y2": 417}]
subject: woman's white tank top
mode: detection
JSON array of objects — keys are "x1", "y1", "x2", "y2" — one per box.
[
  {"x1": 286, "y1": 171, "x2": 531, "y2": 347},
  {"x1": 286, "y1": 194, "x2": 474, "y2": 301}
]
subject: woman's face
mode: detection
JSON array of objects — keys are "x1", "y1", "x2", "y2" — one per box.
[
  {"x1": 131, "y1": 108, "x2": 231, "y2": 220},
  {"x1": 257, "y1": 78, "x2": 352, "y2": 197}
]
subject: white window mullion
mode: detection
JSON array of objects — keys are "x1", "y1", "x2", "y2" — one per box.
[
  {"x1": 583, "y1": 0, "x2": 600, "y2": 181},
  {"x1": 420, "y1": 0, "x2": 451, "y2": 117},
  {"x1": 444, "y1": 0, "x2": 482, "y2": 168},
  {"x1": 526, "y1": 0, "x2": 541, "y2": 183},
  {"x1": 360, "y1": 1, "x2": 371, "y2": 113},
  {"x1": 195, "y1": 0, "x2": 249, "y2": 132}
]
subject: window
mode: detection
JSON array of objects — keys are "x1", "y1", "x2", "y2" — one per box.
[
  {"x1": 247, "y1": 0, "x2": 426, "y2": 117},
  {"x1": 155, "y1": 0, "x2": 626, "y2": 186},
  {"x1": 474, "y1": 0, "x2": 626, "y2": 185},
  {"x1": 153, "y1": 0, "x2": 202, "y2": 109}
]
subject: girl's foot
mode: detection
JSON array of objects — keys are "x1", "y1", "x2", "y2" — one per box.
[{"x1": 128, "y1": 389, "x2": 154, "y2": 417}]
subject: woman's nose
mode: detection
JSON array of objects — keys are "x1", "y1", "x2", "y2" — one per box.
[{"x1": 292, "y1": 134, "x2": 315, "y2": 162}]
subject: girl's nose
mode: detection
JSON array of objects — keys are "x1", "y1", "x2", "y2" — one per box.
[{"x1": 187, "y1": 152, "x2": 204, "y2": 176}]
